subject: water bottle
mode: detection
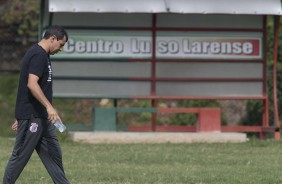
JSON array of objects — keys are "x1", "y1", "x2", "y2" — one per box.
[{"x1": 53, "y1": 119, "x2": 66, "y2": 133}]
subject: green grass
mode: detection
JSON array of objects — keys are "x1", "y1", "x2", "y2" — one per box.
[{"x1": 1, "y1": 137, "x2": 282, "y2": 184}]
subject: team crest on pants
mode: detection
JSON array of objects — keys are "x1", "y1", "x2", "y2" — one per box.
[{"x1": 29, "y1": 123, "x2": 38, "y2": 133}]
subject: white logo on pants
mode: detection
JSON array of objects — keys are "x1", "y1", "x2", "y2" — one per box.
[{"x1": 29, "y1": 123, "x2": 38, "y2": 133}]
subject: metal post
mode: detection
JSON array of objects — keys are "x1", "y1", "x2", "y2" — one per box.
[
  {"x1": 151, "y1": 14, "x2": 157, "y2": 131},
  {"x1": 273, "y1": 16, "x2": 280, "y2": 140}
]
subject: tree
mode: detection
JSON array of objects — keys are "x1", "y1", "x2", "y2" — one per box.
[{"x1": 0, "y1": 0, "x2": 39, "y2": 44}]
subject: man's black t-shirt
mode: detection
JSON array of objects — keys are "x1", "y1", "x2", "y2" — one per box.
[{"x1": 15, "y1": 44, "x2": 53, "y2": 119}]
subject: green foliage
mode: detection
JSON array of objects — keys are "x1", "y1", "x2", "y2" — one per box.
[
  {"x1": 0, "y1": 74, "x2": 19, "y2": 137},
  {"x1": 53, "y1": 98, "x2": 98, "y2": 125},
  {"x1": 240, "y1": 100, "x2": 263, "y2": 126},
  {"x1": 117, "y1": 100, "x2": 152, "y2": 126},
  {"x1": 241, "y1": 16, "x2": 282, "y2": 128},
  {"x1": 0, "y1": 0, "x2": 39, "y2": 44},
  {"x1": 266, "y1": 16, "x2": 282, "y2": 69},
  {"x1": 241, "y1": 71, "x2": 282, "y2": 128}
]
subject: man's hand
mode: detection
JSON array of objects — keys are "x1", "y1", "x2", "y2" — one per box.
[
  {"x1": 46, "y1": 105, "x2": 60, "y2": 123},
  {"x1": 11, "y1": 120, "x2": 18, "y2": 131}
]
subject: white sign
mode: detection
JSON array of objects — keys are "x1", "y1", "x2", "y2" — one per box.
[{"x1": 53, "y1": 32, "x2": 262, "y2": 59}]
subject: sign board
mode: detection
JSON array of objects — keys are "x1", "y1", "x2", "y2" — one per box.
[{"x1": 52, "y1": 31, "x2": 262, "y2": 60}]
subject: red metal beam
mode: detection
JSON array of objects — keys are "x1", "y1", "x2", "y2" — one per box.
[
  {"x1": 151, "y1": 14, "x2": 157, "y2": 132},
  {"x1": 155, "y1": 78, "x2": 263, "y2": 82},
  {"x1": 128, "y1": 125, "x2": 197, "y2": 132},
  {"x1": 132, "y1": 95, "x2": 267, "y2": 100},
  {"x1": 128, "y1": 125, "x2": 275, "y2": 133},
  {"x1": 128, "y1": 27, "x2": 263, "y2": 32},
  {"x1": 128, "y1": 58, "x2": 263, "y2": 63},
  {"x1": 261, "y1": 16, "x2": 269, "y2": 137},
  {"x1": 273, "y1": 16, "x2": 281, "y2": 140},
  {"x1": 221, "y1": 126, "x2": 262, "y2": 132}
]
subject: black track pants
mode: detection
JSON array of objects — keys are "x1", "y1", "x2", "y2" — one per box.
[{"x1": 2, "y1": 117, "x2": 69, "y2": 184}]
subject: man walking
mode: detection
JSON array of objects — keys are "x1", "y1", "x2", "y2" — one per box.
[{"x1": 3, "y1": 25, "x2": 70, "y2": 184}]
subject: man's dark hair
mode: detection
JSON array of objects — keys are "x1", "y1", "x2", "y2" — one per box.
[{"x1": 43, "y1": 25, "x2": 68, "y2": 42}]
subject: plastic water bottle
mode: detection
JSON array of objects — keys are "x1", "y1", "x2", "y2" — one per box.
[{"x1": 53, "y1": 120, "x2": 66, "y2": 133}]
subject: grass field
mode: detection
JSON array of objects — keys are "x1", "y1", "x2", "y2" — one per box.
[{"x1": 1, "y1": 137, "x2": 282, "y2": 184}]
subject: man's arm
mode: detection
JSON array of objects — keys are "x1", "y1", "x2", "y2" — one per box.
[{"x1": 27, "y1": 73, "x2": 60, "y2": 122}]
